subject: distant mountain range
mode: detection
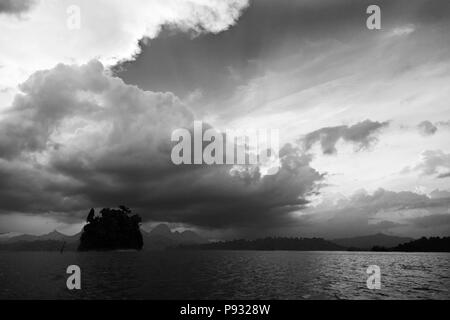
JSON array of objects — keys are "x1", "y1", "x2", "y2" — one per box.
[
  {"x1": 177, "y1": 237, "x2": 345, "y2": 251},
  {"x1": 0, "y1": 229, "x2": 448, "y2": 252},
  {"x1": 0, "y1": 224, "x2": 207, "y2": 251},
  {"x1": 141, "y1": 224, "x2": 208, "y2": 250},
  {"x1": 331, "y1": 233, "x2": 413, "y2": 250},
  {"x1": 387, "y1": 237, "x2": 450, "y2": 252},
  {"x1": 0, "y1": 230, "x2": 81, "y2": 251},
  {"x1": 177, "y1": 234, "x2": 450, "y2": 252},
  {"x1": 176, "y1": 233, "x2": 415, "y2": 251},
  {"x1": 3, "y1": 230, "x2": 81, "y2": 243}
]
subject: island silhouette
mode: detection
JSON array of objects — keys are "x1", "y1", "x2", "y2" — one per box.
[{"x1": 78, "y1": 206, "x2": 143, "y2": 251}]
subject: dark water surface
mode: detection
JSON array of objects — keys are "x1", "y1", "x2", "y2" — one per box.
[{"x1": 0, "y1": 251, "x2": 449, "y2": 299}]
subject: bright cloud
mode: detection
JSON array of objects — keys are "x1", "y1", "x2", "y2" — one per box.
[{"x1": 0, "y1": 0, "x2": 249, "y2": 105}]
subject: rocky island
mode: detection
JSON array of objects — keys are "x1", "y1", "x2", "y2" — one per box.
[{"x1": 78, "y1": 206, "x2": 143, "y2": 251}]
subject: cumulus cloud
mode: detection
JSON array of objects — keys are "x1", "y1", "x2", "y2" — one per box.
[
  {"x1": 0, "y1": 61, "x2": 324, "y2": 233},
  {"x1": 0, "y1": 0, "x2": 35, "y2": 15},
  {"x1": 0, "y1": 60, "x2": 193, "y2": 212},
  {"x1": 300, "y1": 120, "x2": 389, "y2": 155},
  {"x1": 417, "y1": 120, "x2": 437, "y2": 136}
]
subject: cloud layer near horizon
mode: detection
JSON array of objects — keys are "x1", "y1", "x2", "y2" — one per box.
[{"x1": 292, "y1": 188, "x2": 450, "y2": 239}]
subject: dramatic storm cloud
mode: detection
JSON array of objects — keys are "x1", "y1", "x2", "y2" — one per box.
[
  {"x1": 0, "y1": 60, "x2": 193, "y2": 213},
  {"x1": 0, "y1": 61, "x2": 324, "y2": 233}
]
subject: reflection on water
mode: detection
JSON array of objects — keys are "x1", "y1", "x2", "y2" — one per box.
[{"x1": 0, "y1": 251, "x2": 449, "y2": 299}]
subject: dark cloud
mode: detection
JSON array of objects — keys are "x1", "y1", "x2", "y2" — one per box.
[
  {"x1": 0, "y1": 0, "x2": 35, "y2": 14},
  {"x1": 0, "y1": 61, "x2": 324, "y2": 232},
  {"x1": 417, "y1": 120, "x2": 437, "y2": 136},
  {"x1": 115, "y1": 0, "x2": 373, "y2": 101},
  {"x1": 0, "y1": 60, "x2": 193, "y2": 213},
  {"x1": 300, "y1": 120, "x2": 389, "y2": 155},
  {"x1": 0, "y1": 61, "x2": 112, "y2": 159},
  {"x1": 47, "y1": 142, "x2": 324, "y2": 230},
  {"x1": 437, "y1": 172, "x2": 450, "y2": 179},
  {"x1": 115, "y1": 0, "x2": 450, "y2": 108}
]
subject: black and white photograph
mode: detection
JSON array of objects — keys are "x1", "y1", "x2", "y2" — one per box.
[{"x1": 0, "y1": 0, "x2": 449, "y2": 308}]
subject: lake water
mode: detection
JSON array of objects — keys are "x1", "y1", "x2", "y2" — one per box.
[{"x1": 0, "y1": 251, "x2": 449, "y2": 299}]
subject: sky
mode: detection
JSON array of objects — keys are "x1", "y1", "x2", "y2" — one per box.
[{"x1": 0, "y1": 0, "x2": 449, "y2": 239}]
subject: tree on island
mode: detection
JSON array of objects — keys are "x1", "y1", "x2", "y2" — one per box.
[{"x1": 78, "y1": 206, "x2": 143, "y2": 251}]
